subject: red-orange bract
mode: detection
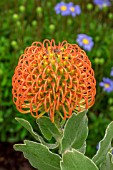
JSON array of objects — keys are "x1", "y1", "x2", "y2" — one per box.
[{"x1": 12, "y1": 39, "x2": 96, "y2": 122}]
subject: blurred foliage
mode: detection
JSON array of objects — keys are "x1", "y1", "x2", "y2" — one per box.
[{"x1": 0, "y1": 0, "x2": 113, "y2": 157}]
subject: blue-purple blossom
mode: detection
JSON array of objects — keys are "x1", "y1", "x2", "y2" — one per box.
[
  {"x1": 93, "y1": 0, "x2": 111, "y2": 9},
  {"x1": 99, "y1": 78, "x2": 113, "y2": 93},
  {"x1": 68, "y1": 2, "x2": 81, "y2": 17},
  {"x1": 96, "y1": 143, "x2": 100, "y2": 150},
  {"x1": 54, "y1": 2, "x2": 81, "y2": 17},
  {"x1": 54, "y1": 1, "x2": 70, "y2": 16},
  {"x1": 110, "y1": 67, "x2": 113, "y2": 76},
  {"x1": 112, "y1": 149, "x2": 113, "y2": 155},
  {"x1": 76, "y1": 34, "x2": 94, "y2": 51}
]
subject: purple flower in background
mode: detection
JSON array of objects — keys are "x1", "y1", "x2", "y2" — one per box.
[
  {"x1": 112, "y1": 149, "x2": 113, "y2": 155},
  {"x1": 54, "y1": 1, "x2": 70, "y2": 16},
  {"x1": 68, "y1": 2, "x2": 81, "y2": 17},
  {"x1": 99, "y1": 78, "x2": 113, "y2": 93},
  {"x1": 110, "y1": 67, "x2": 113, "y2": 76},
  {"x1": 93, "y1": 0, "x2": 111, "y2": 9},
  {"x1": 54, "y1": 2, "x2": 81, "y2": 17},
  {"x1": 76, "y1": 34, "x2": 94, "y2": 51},
  {"x1": 96, "y1": 143, "x2": 100, "y2": 150}
]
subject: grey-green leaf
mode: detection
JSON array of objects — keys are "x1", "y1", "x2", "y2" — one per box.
[
  {"x1": 100, "y1": 151, "x2": 113, "y2": 170},
  {"x1": 15, "y1": 117, "x2": 58, "y2": 149},
  {"x1": 60, "y1": 110, "x2": 88, "y2": 154},
  {"x1": 77, "y1": 141, "x2": 86, "y2": 154},
  {"x1": 15, "y1": 117, "x2": 41, "y2": 142},
  {"x1": 36, "y1": 116, "x2": 62, "y2": 141},
  {"x1": 92, "y1": 121, "x2": 113, "y2": 167},
  {"x1": 60, "y1": 149, "x2": 98, "y2": 170},
  {"x1": 14, "y1": 140, "x2": 61, "y2": 170}
]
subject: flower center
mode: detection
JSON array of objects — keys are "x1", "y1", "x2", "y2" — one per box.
[
  {"x1": 102, "y1": 3, "x2": 107, "y2": 7},
  {"x1": 60, "y1": 5, "x2": 67, "y2": 11},
  {"x1": 104, "y1": 83, "x2": 110, "y2": 88},
  {"x1": 82, "y1": 38, "x2": 89, "y2": 44},
  {"x1": 70, "y1": 7, "x2": 75, "y2": 12}
]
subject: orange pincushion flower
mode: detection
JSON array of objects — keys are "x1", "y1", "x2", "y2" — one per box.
[{"x1": 12, "y1": 39, "x2": 96, "y2": 122}]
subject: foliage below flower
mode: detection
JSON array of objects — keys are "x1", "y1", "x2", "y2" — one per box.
[
  {"x1": 93, "y1": 0, "x2": 111, "y2": 9},
  {"x1": 76, "y1": 34, "x2": 94, "y2": 51},
  {"x1": 54, "y1": 1, "x2": 81, "y2": 17},
  {"x1": 12, "y1": 39, "x2": 96, "y2": 122},
  {"x1": 99, "y1": 78, "x2": 113, "y2": 93}
]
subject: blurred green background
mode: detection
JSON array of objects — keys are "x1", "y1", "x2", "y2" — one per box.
[{"x1": 0, "y1": 0, "x2": 113, "y2": 158}]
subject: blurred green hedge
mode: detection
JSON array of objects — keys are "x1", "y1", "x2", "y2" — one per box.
[{"x1": 0, "y1": 0, "x2": 113, "y2": 157}]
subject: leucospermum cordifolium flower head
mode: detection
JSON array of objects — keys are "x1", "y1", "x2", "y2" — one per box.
[
  {"x1": 12, "y1": 39, "x2": 96, "y2": 122},
  {"x1": 54, "y1": 1, "x2": 81, "y2": 17}
]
